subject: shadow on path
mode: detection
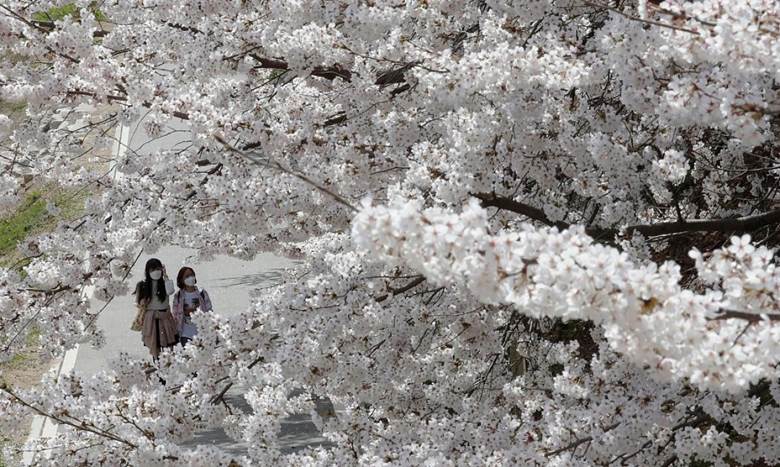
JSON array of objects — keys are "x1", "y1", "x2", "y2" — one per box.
[
  {"x1": 213, "y1": 269, "x2": 287, "y2": 288},
  {"x1": 184, "y1": 387, "x2": 334, "y2": 456}
]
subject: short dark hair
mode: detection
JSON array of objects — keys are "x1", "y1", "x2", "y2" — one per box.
[{"x1": 176, "y1": 266, "x2": 196, "y2": 289}]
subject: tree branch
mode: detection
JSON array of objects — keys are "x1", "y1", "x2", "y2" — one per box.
[
  {"x1": 65, "y1": 90, "x2": 190, "y2": 120},
  {"x1": 214, "y1": 134, "x2": 357, "y2": 212},
  {"x1": 545, "y1": 422, "x2": 621, "y2": 457},
  {"x1": 0, "y1": 383, "x2": 137, "y2": 448},
  {"x1": 210, "y1": 354, "x2": 265, "y2": 405},
  {"x1": 375, "y1": 276, "x2": 426, "y2": 302},
  {"x1": 473, "y1": 193, "x2": 780, "y2": 240},
  {"x1": 472, "y1": 192, "x2": 569, "y2": 230},
  {"x1": 583, "y1": 1, "x2": 702, "y2": 35},
  {"x1": 249, "y1": 54, "x2": 352, "y2": 82},
  {"x1": 624, "y1": 209, "x2": 780, "y2": 237},
  {"x1": 709, "y1": 309, "x2": 780, "y2": 323}
]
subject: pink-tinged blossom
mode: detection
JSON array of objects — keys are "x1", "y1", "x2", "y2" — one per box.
[{"x1": 0, "y1": 0, "x2": 779, "y2": 465}]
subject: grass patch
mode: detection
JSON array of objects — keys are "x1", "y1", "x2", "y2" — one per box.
[
  {"x1": 1, "y1": 326, "x2": 42, "y2": 371},
  {"x1": 0, "y1": 192, "x2": 47, "y2": 258},
  {"x1": 32, "y1": 3, "x2": 106, "y2": 22},
  {"x1": 0, "y1": 186, "x2": 87, "y2": 268},
  {"x1": 25, "y1": 326, "x2": 41, "y2": 347},
  {"x1": 0, "y1": 100, "x2": 26, "y2": 118},
  {"x1": 0, "y1": 99, "x2": 27, "y2": 126},
  {"x1": 32, "y1": 4, "x2": 78, "y2": 22},
  {"x1": 4, "y1": 352, "x2": 31, "y2": 370}
]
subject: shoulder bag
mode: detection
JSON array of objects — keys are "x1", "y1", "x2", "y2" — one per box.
[{"x1": 131, "y1": 300, "x2": 148, "y2": 332}]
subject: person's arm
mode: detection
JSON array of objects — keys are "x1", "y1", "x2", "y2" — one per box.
[
  {"x1": 201, "y1": 290, "x2": 213, "y2": 312},
  {"x1": 162, "y1": 266, "x2": 175, "y2": 295},
  {"x1": 171, "y1": 291, "x2": 184, "y2": 328},
  {"x1": 134, "y1": 282, "x2": 143, "y2": 305},
  {"x1": 164, "y1": 278, "x2": 175, "y2": 296}
]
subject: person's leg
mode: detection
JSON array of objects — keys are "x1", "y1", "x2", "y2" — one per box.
[
  {"x1": 153, "y1": 317, "x2": 160, "y2": 363},
  {"x1": 154, "y1": 317, "x2": 165, "y2": 385}
]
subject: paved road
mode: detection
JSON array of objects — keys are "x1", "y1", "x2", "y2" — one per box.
[
  {"x1": 73, "y1": 245, "x2": 332, "y2": 456},
  {"x1": 74, "y1": 247, "x2": 291, "y2": 374},
  {"x1": 43, "y1": 116, "x2": 333, "y2": 459}
]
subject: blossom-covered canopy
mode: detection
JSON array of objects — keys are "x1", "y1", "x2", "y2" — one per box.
[{"x1": 1, "y1": 0, "x2": 780, "y2": 465}]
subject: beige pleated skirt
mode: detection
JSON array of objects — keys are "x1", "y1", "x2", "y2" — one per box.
[{"x1": 142, "y1": 307, "x2": 179, "y2": 358}]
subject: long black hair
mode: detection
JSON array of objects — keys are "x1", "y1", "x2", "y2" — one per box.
[{"x1": 135, "y1": 258, "x2": 167, "y2": 304}]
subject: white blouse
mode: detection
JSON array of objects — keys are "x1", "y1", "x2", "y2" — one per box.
[{"x1": 147, "y1": 279, "x2": 175, "y2": 310}]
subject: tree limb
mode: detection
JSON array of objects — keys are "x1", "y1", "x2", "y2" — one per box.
[
  {"x1": 472, "y1": 192, "x2": 569, "y2": 230},
  {"x1": 214, "y1": 134, "x2": 357, "y2": 212},
  {"x1": 0, "y1": 383, "x2": 137, "y2": 449},
  {"x1": 709, "y1": 309, "x2": 780, "y2": 323},
  {"x1": 545, "y1": 422, "x2": 621, "y2": 457},
  {"x1": 375, "y1": 276, "x2": 426, "y2": 303},
  {"x1": 473, "y1": 193, "x2": 780, "y2": 240},
  {"x1": 624, "y1": 209, "x2": 780, "y2": 237},
  {"x1": 249, "y1": 54, "x2": 352, "y2": 82}
]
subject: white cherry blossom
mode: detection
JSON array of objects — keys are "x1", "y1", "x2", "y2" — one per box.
[{"x1": 1, "y1": 0, "x2": 780, "y2": 465}]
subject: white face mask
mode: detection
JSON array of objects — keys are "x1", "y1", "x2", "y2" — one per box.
[
  {"x1": 149, "y1": 270, "x2": 163, "y2": 280},
  {"x1": 184, "y1": 276, "x2": 197, "y2": 287}
]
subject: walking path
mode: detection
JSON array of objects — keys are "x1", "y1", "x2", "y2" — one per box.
[
  {"x1": 23, "y1": 113, "x2": 331, "y2": 464},
  {"x1": 74, "y1": 246, "x2": 330, "y2": 457}
]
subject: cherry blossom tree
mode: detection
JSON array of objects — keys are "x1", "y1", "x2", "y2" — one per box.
[{"x1": 2, "y1": 0, "x2": 780, "y2": 464}]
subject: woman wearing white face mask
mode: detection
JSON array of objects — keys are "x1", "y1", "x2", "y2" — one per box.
[
  {"x1": 172, "y1": 266, "x2": 213, "y2": 346},
  {"x1": 135, "y1": 258, "x2": 178, "y2": 359}
]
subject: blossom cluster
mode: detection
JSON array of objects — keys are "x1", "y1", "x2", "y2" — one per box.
[
  {"x1": 0, "y1": 0, "x2": 779, "y2": 465},
  {"x1": 353, "y1": 196, "x2": 780, "y2": 392}
]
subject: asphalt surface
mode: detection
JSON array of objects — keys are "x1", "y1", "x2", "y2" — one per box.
[{"x1": 63, "y1": 117, "x2": 332, "y2": 457}]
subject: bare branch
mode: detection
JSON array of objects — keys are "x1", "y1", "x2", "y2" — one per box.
[
  {"x1": 583, "y1": 1, "x2": 702, "y2": 35},
  {"x1": 709, "y1": 309, "x2": 780, "y2": 323},
  {"x1": 472, "y1": 192, "x2": 568, "y2": 230},
  {"x1": 545, "y1": 422, "x2": 621, "y2": 457},
  {"x1": 474, "y1": 193, "x2": 780, "y2": 240},
  {"x1": 375, "y1": 276, "x2": 427, "y2": 302},
  {"x1": 624, "y1": 209, "x2": 780, "y2": 237},
  {"x1": 249, "y1": 54, "x2": 353, "y2": 82},
  {"x1": 214, "y1": 134, "x2": 357, "y2": 212},
  {"x1": 0, "y1": 383, "x2": 138, "y2": 449}
]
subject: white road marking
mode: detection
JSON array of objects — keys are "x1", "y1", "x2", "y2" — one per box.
[
  {"x1": 24, "y1": 117, "x2": 125, "y2": 462},
  {"x1": 112, "y1": 120, "x2": 130, "y2": 182},
  {"x1": 21, "y1": 416, "x2": 45, "y2": 466},
  {"x1": 21, "y1": 344, "x2": 80, "y2": 465},
  {"x1": 22, "y1": 269, "x2": 97, "y2": 463}
]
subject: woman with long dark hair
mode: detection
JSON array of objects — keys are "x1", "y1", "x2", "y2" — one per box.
[{"x1": 135, "y1": 258, "x2": 178, "y2": 359}]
